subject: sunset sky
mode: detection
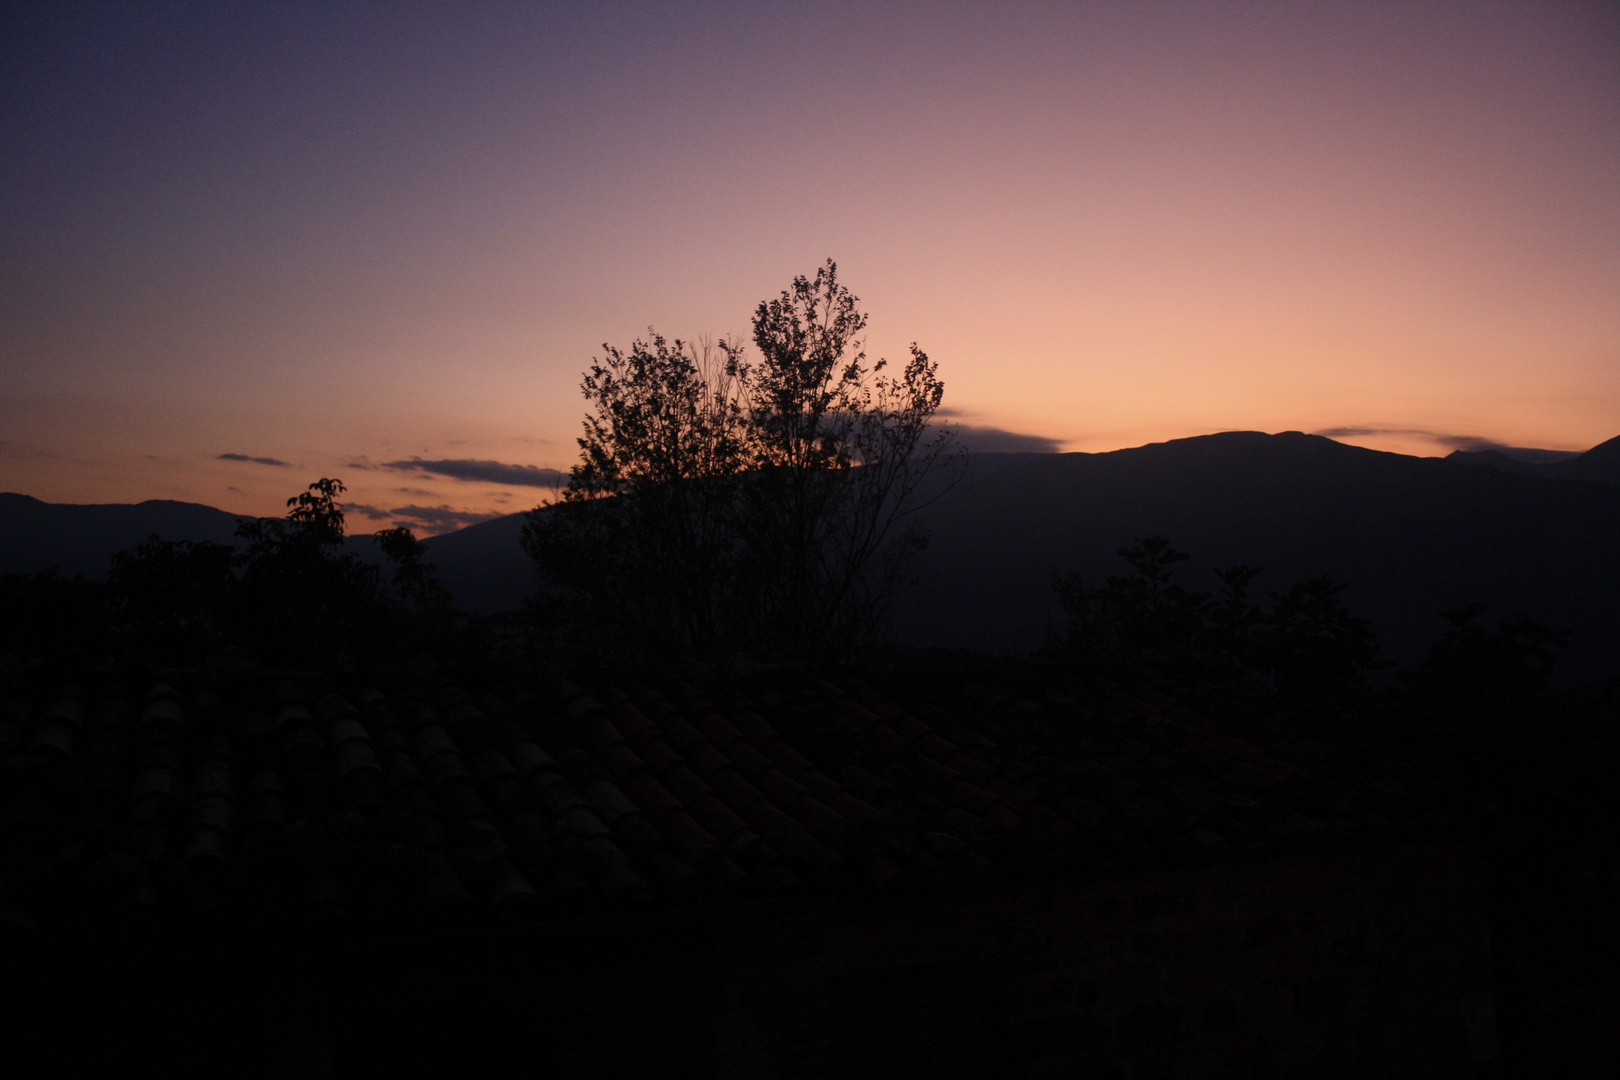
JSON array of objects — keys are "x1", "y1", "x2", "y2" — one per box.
[{"x1": 3, "y1": 2, "x2": 1616, "y2": 534}]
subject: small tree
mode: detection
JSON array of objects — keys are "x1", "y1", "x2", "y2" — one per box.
[
  {"x1": 1051, "y1": 537, "x2": 1211, "y2": 663},
  {"x1": 213, "y1": 478, "x2": 452, "y2": 663},
  {"x1": 231, "y1": 478, "x2": 380, "y2": 648},
  {"x1": 374, "y1": 525, "x2": 454, "y2": 616},
  {"x1": 1402, "y1": 602, "x2": 1567, "y2": 710},
  {"x1": 739, "y1": 261, "x2": 960, "y2": 657},
  {"x1": 523, "y1": 260, "x2": 963, "y2": 660},
  {"x1": 1259, "y1": 576, "x2": 1383, "y2": 703}
]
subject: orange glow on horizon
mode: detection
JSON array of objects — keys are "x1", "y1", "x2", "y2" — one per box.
[{"x1": 2, "y1": 4, "x2": 1614, "y2": 530}]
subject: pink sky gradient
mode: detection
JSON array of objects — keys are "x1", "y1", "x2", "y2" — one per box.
[{"x1": 3, "y1": 3, "x2": 1615, "y2": 532}]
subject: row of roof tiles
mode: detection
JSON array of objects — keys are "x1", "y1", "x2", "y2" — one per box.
[{"x1": 0, "y1": 660, "x2": 1431, "y2": 944}]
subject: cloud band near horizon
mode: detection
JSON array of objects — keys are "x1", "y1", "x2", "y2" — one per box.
[
  {"x1": 219, "y1": 453, "x2": 292, "y2": 467},
  {"x1": 1313, "y1": 427, "x2": 1584, "y2": 462},
  {"x1": 345, "y1": 500, "x2": 502, "y2": 534},
  {"x1": 380, "y1": 457, "x2": 568, "y2": 488},
  {"x1": 934, "y1": 410, "x2": 1064, "y2": 454}
]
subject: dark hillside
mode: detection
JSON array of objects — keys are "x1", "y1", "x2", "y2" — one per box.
[
  {"x1": 421, "y1": 511, "x2": 531, "y2": 614},
  {"x1": 0, "y1": 493, "x2": 244, "y2": 578},
  {"x1": 889, "y1": 432, "x2": 1620, "y2": 684},
  {"x1": 8, "y1": 432, "x2": 1618, "y2": 683}
]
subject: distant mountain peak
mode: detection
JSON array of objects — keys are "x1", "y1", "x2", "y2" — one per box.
[
  {"x1": 1578, "y1": 433, "x2": 1620, "y2": 464},
  {"x1": 1443, "y1": 434, "x2": 1620, "y2": 487}
]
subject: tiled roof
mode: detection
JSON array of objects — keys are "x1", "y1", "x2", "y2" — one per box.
[{"x1": 0, "y1": 655, "x2": 1436, "y2": 945}]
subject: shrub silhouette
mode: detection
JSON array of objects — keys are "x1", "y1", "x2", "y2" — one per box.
[{"x1": 1052, "y1": 537, "x2": 1383, "y2": 704}]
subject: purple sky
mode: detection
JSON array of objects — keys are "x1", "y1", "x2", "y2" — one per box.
[{"x1": 3, "y1": 2, "x2": 1616, "y2": 533}]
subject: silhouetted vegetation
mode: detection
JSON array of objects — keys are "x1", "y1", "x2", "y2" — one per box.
[
  {"x1": 106, "y1": 535, "x2": 237, "y2": 656},
  {"x1": 0, "y1": 568, "x2": 109, "y2": 661},
  {"x1": 1402, "y1": 601, "x2": 1569, "y2": 711},
  {"x1": 1051, "y1": 536, "x2": 1385, "y2": 706},
  {"x1": 228, "y1": 477, "x2": 394, "y2": 655},
  {"x1": 1048, "y1": 534, "x2": 1579, "y2": 785},
  {"x1": 0, "y1": 478, "x2": 459, "y2": 672},
  {"x1": 0, "y1": 455, "x2": 1604, "y2": 1077},
  {"x1": 522, "y1": 260, "x2": 963, "y2": 663},
  {"x1": 1397, "y1": 601, "x2": 1570, "y2": 806}
]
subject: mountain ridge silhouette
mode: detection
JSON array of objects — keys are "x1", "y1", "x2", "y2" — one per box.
[
  {"x1": 0, "y1": 492, "x2": 245, "y2": 578},
  {"x1": 885, "y1": 431, "x2": 1620, "y2": 683},
  {"x1": 5, "y1": 431, "x2": 1617, "y2": 682},
  {"x1": 1445, "y1": 433, "x2": 1620, "y2": 485}
]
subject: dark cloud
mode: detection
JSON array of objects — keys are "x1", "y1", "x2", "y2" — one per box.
[
  {"x1": 948, "y1": 423, "x2": 1065, "y2": 454},
  {"x1": 343, "y1": 502, "x2": 393, "y2": 521},
  {"x1": 933, "y1": 411, "x2": 1063, "y2": 453},
  {"x1": 1314, "y1": 427, "x2": 1579, "y2": 463},
  {"x1": 387, "y1": 504, "x2": 503, "y2": 533},
  {"x1": 381, "y1": 457, "x2": 567, "y2": 488},
  {"x1": 219, "y1": 452, "x2": 292, "y2": 467},
  {"x1": 1314, "y1": 425, "x2": 1490, "y2": 447}
]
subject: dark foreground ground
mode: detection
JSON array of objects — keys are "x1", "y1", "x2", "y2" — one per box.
[{"x1": 0, "y1": 652, "x2": 1615, "y2": 1078}]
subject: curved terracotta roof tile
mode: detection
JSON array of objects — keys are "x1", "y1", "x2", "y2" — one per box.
[
  {"x1": 707, "y1": 766, "x2": 764, "y2": 809},
  {"x1": 605, "y1": 700, "x2": 659, "y2": 746},
  {"x1": 685, "y1": 740, "x2": 733, "y2": 776},
  {"x1": 685, "y1": 794, "x2": 751, "y2": 842},
  {"x1": 724, "y1": 707, "x2": 779, "y2": 742},
  {"x1": 655, "y1": 808, "x2": 714, "y2": 848}
]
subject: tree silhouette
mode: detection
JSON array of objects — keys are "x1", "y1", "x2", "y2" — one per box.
[
  {"x1": 1053, "y1": 538, "x2": 1383, "y2": 703},
  {"x1": 1403, "y1": 602, "x2": 1568, "y2": 710},
  {"x1": 1260, "y1": 576, "x2": 1383, "y2": 703},
  {"x1": 374, "y1": 525, "x2": 454, "y2": 616},
  {"x1": 523, "y1": 334, "x2": 748, "y2": 652},
  {"x1": 523, "y1": 260, "x2": 963, "y2": 660},
  {"x1": 93, "y1": 478, "x2": 456, "y2": 665},
  {"x1": 231, "y1": 478, "x2": 383, "y2": 652},
  {"x1": 1051, "y1": 537, "x2": 1211, "y2": 664},
  {"x1": 738, "y1": 261, "x2": 962, "y2": 657}
]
